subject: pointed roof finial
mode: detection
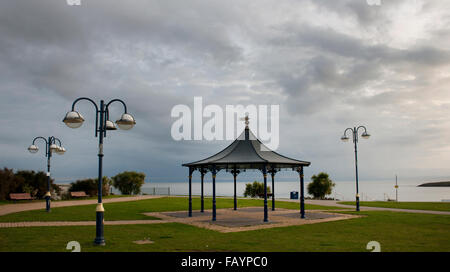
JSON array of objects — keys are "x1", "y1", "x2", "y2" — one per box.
[{"x1": 240, "y1": 114, "x2": 250, "y2": 128}]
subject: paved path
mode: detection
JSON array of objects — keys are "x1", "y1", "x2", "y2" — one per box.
[
  {"x1": 0, "y1": 195, "x2": 163, "y2": 216},
  {"x1": 144, "y1": 207, "x2": 360, "y2": 233},
  {"x1": 0, "y1": 220, "x2": 166, "y2": 228},
  {"x1": 280, "y1": 199, "x2": 450, "y2": 215}
]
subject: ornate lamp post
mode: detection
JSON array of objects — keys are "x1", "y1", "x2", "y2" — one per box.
[
  {"x1": 28, "y1": 136, "x2": 66, "y2": 212},
  {"x1": 341, "y1": 126, "x2": 370, "y2": 212},
  {"x1": 62, "y1": 98, "x2": 136, "y2": 246}
]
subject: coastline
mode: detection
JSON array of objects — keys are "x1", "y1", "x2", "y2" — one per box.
[{"x1": 418, "y1": 181, "x2": 450, "y2": 187}]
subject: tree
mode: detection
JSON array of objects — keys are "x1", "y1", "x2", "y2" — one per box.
[
  {"x1": 69, "y1": 176, "x2": 110, "y2": 196},
  {"x1": 0, "y1": 168, "x2": 62, "y2": 200},
  {"x1": 307, "y1": 172, "x2": 335, "y2": 199},
  {"x1": 243, "y1": 181, "x2": 271, "y2": 198},
  {"x1": 0, "y1": 168, "x2": 24, "y2": 200},
  {"x1": 112, "y1": 171, "x2": 145, "y2": 195}
]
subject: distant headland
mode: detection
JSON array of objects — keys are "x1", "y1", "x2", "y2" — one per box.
[{"x1": 418, "y1": 181, "x2": 450, "y2": 187}]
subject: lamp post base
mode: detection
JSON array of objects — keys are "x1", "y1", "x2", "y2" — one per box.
[
  {"x1": 45, "y1": 196, "x2": 51, "y2": 212},
  {"x1": 94, "y1": 238, "x2": 106, "y2": 246},
  {"x1": 356, "y1": 196, "x2": 360, "y2": 212},
  {"x1": 94, "y1": 210, "x2": 105, "y2": 246}
]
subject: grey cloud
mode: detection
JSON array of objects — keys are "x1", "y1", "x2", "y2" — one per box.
[
  {"x1": 1, "y1": 0, "x2": 450, "y2": 183},
  {"x1": 312, "y1": 0, "x2": 383, "y2": 26}
]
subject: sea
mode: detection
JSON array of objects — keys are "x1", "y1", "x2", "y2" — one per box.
[{"x1": 117, "y1": 179, "x2": 450, "y2": 202}]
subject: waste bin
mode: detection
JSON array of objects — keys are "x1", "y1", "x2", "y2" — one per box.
[{"x1": 290, "y1": 191, "x2": 299, "y2": 199}]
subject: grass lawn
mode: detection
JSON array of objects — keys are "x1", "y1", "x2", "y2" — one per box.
[
  {"x1": 0, "y1": 195, "x2": 127, "y2": 206},
  {"x1": 54, "y1": 194, "x2": 130, "y2": 202},
  {"x1": 0, "y1": 197, "x2": 344, "y2": 222},
  {"x1": 0, "y1": 199, "x2": 45, "y2": 206},
  {"x1": 0, "y1": 211, "x2": 448, "y2": 252},
  {"x1": 338, "y1": 201, "x2": 450, "y2": 212},
  {"x1": 0, "y1": 201, "x2": 12, "y2": 206}
]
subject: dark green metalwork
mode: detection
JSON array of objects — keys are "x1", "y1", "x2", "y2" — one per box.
[
  {"x1": 342, "y1": 126, "x2": 370, "y2": 212},
  {"x1": 30, "y1": 136, "x2": 63, "y2": 213},
  {"x1": 298, "y1": 166, "x2": 305, "y2": 218},
  {"x1": 211, "y1": 165, "x2": 217, "y2": 221},
  {"x1": 200, "y1": 168, "x2": 207, "y2": 213},
  {"x1": 183, "y1": 126, "x2": 311, "y2": 222},
  {"x1": 231, "y1": 166, "x2": 240, "y2": 211},
  {"x1": 188, "y1": 167, "x2": 194, "y2": 217},
  {"x1": 269, "y1": 167, "x2": 277, "y2": 211},
  {"x1": 66, "y1": 97, "x2": 131, "y2": 246},
  {"x1": 263, "y1": 165, "x2": 268, "y2": 222}
]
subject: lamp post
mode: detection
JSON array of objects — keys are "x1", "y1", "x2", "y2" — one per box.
[
  {"x1": 341, "y1": 126, "x2": 370, "y2": 212},
  {"x1": 28, "y1": 136, "x2": 66, "y2": 212},
  {"x1": 395, "y1": 175, "x2": 398, "y2": 202},
  {"x1": 62, "y1": 98, "x2": 136, "y2": 246}
]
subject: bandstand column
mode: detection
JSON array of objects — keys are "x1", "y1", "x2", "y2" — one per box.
[
  {"x1": 232, "y1": 165, "x2": 240, "y2": 211},
  {"x1": 212, "y1": 165, "x2": 217, "y2": 221},
  {"x1": 297, "y1": 166, "x2": 305, "y2": 219},
  {"x1": 200, "y1": 168, "x2": 206, "y2": 213},
  {"x1": 270, "y1": 169, "x2": 276, "y2": 211},
  {"x1": 188, "y1": 167, "x2": 194, "y2": 217},
  {"x1": 263, "y1": 165, "x2": 268, "y2": 222}
]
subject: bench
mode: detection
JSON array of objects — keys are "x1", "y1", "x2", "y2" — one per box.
[
  {"x1": 70, "y1": 191, "x2": 88, "y2": 198},
  {"x1": 9, "y1": 193, "x2": 34, "y2": 202}
]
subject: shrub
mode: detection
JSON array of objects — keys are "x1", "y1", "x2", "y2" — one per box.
[
  {"x1": 69, "y1": 176, "x2": 111, "y2": 196},
  {"x1": 0, "y1": 168, "x2": 25, "y2": 200},
  {"x1": 15, "y1": 170, "x2": 59, "y2": 199},
  {"x1": 243, "y1": 181, "x2": 271, "y2": 198},
  {"x1": 112, "y1": 171, "x2": 145, "y2": 195},
  {"x1": 307, "y1": 172, "x2": 335, "y2": 199},
  {"x1": 0, "y1": 168, "x2": 62, "y2": 200}
]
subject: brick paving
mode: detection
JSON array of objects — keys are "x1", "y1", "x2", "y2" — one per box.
[
  {"x1": 0, "y1": 195, "x2": 163, "y2": 216},
  {"x1": 298, "y1": 199, "x2": 450, "y2": 215},
  {"x1": 0, "y1": 206, "x2": 359, "y2": 233},
  {"x1": 144, "y1": 207, "x2": 361, "y2": 233}
]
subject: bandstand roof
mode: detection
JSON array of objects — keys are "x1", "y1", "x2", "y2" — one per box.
[{"x1": 182, "y1": 126, "x2": 310, "y2": 170}]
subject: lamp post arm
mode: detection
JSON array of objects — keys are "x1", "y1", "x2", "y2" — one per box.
[
  {"x1": 71, "y1": 97, "x2": 99, "y2": 112},
  {"x1": 51, "y1": 137, "x2": 62, "y2": 146},
  {"x1": 356, "y1": 125, "x2": 368, "y2": 135},
  {"x1": 72, "y1": 97, "x2": 100, "y2": 137},
  {"x1": 32, "y1": 137, "x2": 49, "y2": 156},
  {"x1": 106, "y1": 99, "x2": 128, "y2": 113},
  {"x1": 343, "y1": 127, "x2": 354, "y2": 137},
  {"x1": 105, "y1": 99, "x2": 129, "y2": 138},
  {"x1": 342, "y1": 127, "x2": 355, "y2": 143}
]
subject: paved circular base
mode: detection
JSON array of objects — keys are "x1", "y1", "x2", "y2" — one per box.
[{"x1": 146, "y1": 207, "x2": 359, "y2": 233}]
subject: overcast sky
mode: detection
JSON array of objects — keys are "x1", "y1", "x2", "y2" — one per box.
[{"x1": 1, "y1": 0, "x2": 450, "y2": 184}]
